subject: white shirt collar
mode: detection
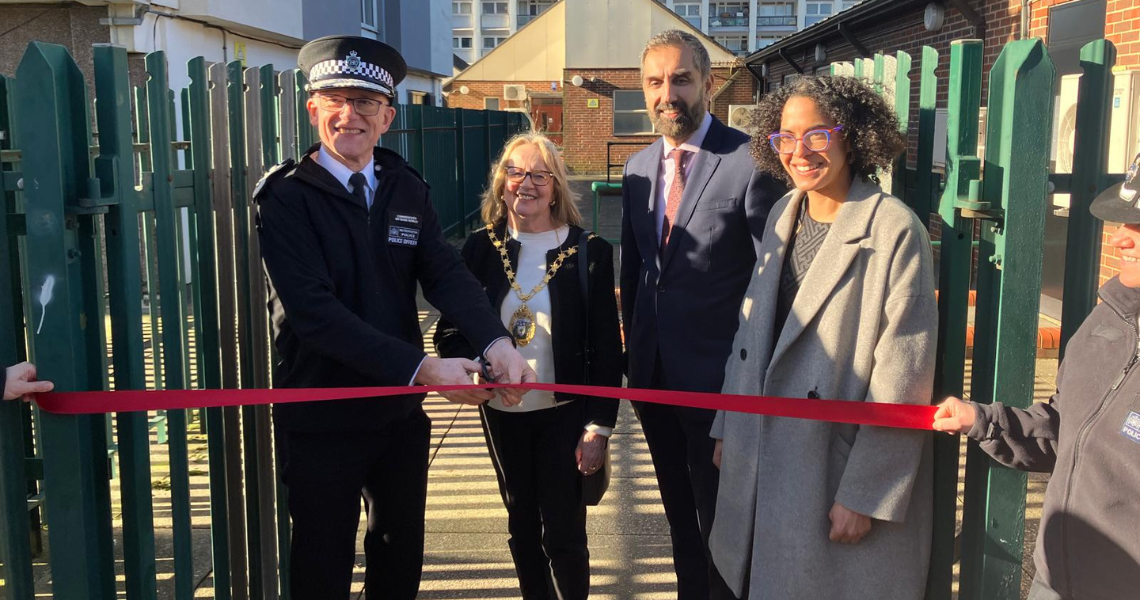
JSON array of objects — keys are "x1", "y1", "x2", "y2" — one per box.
[
  {"x1": 662, "y1": 112, "x2": 713, "y2": 158},
  {"x1": 316, "y1": 145, "x2": 378, "y2": 197}
]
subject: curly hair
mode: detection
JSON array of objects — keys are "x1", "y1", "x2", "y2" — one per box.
[{"x1": 750, "y1": 76, "x2": 906, "y2": 186}]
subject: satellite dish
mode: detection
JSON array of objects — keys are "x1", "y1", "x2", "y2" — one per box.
[
  {"x1": 459, "y1": 85, "x2": 470, "y2": 95},
  {"x1": 571, "y1": 75, "x2": 584, "y2": 87}
]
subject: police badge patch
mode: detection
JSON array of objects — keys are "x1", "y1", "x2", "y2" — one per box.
[{"x1": 1122, "y1": 411, "x2": 1140, "y2": 446}]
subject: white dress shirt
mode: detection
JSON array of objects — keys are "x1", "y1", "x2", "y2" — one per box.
[
  {"x1": 316, "y1": 146, "x2": 378, "y2": 208},
  {"x1": 655, "y1": 112, "x2": 713, "y2": 245}
]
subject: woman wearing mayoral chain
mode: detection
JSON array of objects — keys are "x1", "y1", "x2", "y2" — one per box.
[{"x1": 434, "y1": 133, "x2": 622, "y2": 599}]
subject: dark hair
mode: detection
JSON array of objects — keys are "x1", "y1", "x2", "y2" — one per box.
[{"x1": 750, "y1": 76, "x2": 906, "y2": 186}]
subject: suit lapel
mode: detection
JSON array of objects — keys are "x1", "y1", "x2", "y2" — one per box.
[
  {"x1": 661, "y1": 117, "x2": 724, "y2": 270},
  {"x1": 634, "y1": 139, "x2": 665, "y2": 271},
  {"x1": 768, "y1": 179, "x2": 881, "y2": 371}
]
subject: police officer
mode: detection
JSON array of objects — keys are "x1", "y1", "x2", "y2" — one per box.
[{"x1": 255, "y1": 36, "x2": 535, "y2": 600}]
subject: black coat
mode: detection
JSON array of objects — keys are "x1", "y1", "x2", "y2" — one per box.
[
  {"x1": 255, "y1": 144, "x2": 508, "y2": 432},
  {"x1": 434, "y1": 223, "x2": 622, "y2": 430}
]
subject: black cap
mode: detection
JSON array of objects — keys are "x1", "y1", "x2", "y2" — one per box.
[
  {"x1": 298, "y1": 35, "x2": 407, "y2": 99},
  {"x1": 1092, "y1": 152, "x2": 1140, "y2": 224}
]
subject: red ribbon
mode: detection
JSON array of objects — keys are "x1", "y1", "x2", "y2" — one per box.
[{"x1": 36, "y1": 383, "x2": 936, "y2": 430}]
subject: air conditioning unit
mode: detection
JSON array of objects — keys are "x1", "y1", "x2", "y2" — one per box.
[
  {"x1": 1051, "y1": 74, "x2": 1081, "y2": 214},
  {"x1": 503, "y1": 84, "x2": 528, "y2": 101},
  {"x1": 727, "y1": 104, "x2": 760, "y2": 132},
  {"x1": 1109, "y1": 71, "x2": 1140, "y2": 174}
]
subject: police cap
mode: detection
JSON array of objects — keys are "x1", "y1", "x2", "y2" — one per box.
[
  {"x1": 1092, "y1": 152, "x2": 1140, "y2": 225},
  {"x1": 298, "y1": 35, "x2": 406, "y2": 99}
]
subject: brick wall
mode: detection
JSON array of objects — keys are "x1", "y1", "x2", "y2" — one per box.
[
  {"x1": 445, "y1": 80, "x2": 559, "y2": 111},
  {"x1": 1029, "y1": 0, "x2": 1140, "y2": 286},
  {"x1": 562, "y1": 65, "x2": 754, "y2": 174}
]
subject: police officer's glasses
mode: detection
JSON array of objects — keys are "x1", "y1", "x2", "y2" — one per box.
[
  {"x1": 768, "y1": 125, "x2": 845, "y2": 155},
  {"x1": 316, "y1": 94, "x2": 388, "y2": 116},
  {"x1": 504, "y1": 166, "x2": 554, "y2": 186}
]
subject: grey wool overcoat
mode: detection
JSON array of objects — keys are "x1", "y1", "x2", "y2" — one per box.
[{"x1": 708, "y1": 177, "x2": 937, "y2": 600}]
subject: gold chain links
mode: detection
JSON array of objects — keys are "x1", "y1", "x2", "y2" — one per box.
[{"x1": 485, "y1": 224, "x2": 578, "y2": 302}]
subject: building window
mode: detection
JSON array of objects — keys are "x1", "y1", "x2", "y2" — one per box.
[
  {"x1": 486, "y1": 97, "x2": 501, "y2": 110},
  {"x1": 453, "y1": 36, "x2": 473, "y2": 49},
  {"x1": 453, "y1": 1, "x2": 472, "y2": 14},
  {"x1": 756, "y1": 35, "x2": 783, "y2": 50},
  {"x1": 482, "y1": 1, "x2": 508, "y2": 14},
  {"x1": 361, "y1": 0, "x2": 379, "y2": 34},
  {"x1": 783, "y1": 73, "x2": 801, "y2": 86},
  {"x1": 710, "y1": 2, "x2": 749, "y2": 27},
  {"x1": 805, "y1": 2, "x2": 833, "y2": 26},
  {"x1": 613, "y1": 90, "x2": 653, "y2": 136},
  {"x1": 518, "y1": 0, "x2": 553, "y2": 15},
  {"x1": 841, "y1": 0, "x2": 862, "y2": 9},
  {"x1": 714, "y1": 35, "x2": 749, "y2": 56},
  {"x1": 757, "y1": 2, "x2": 796, "y2": 26},
  {"x1": 674, "y1": 2, "x2": 702, "y2": 29},
  {"x1": 482, "y1": 36, "x2": 507, "y2": 50}
]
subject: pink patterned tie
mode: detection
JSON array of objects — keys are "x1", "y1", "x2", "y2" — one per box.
[{"x1": 661, "y1": 148, "x2": 686, "y2": 253}]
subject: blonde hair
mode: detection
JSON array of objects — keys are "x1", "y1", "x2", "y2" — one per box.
[{"x1": 480, "y1": 132, "x2": 582, "y2": 228}]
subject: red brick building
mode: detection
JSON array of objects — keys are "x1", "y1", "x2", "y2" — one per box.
[
  {"x1": 746, "y1": 0, "x2": 1138, "y2": 316},
  {"x1": 443, "y1": 0, "x2": 756, "y2": 175}
]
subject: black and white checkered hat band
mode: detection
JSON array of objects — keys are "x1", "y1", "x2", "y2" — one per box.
[{"x1": 308, "y1": 59, "x2": 395, "y2": 93}]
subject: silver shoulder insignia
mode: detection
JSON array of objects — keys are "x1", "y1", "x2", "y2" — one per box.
[{"x1": 253, "y1": 158, "x2": 295, "y2": 199}]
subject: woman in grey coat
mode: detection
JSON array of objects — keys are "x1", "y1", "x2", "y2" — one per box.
[{"x1": 708, "y1": 76, "x2": 937, "y2": 600}]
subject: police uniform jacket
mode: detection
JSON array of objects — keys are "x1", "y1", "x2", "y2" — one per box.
[{"x1": 256, "y1": 143, "x2": 509, "y2": 432}]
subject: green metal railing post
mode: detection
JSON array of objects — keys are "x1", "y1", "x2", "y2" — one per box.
[
  {"x1": 16, "y1": 41, "x2": 116, "y2": 600},
  {"x1": 94, "y1": 43, "x2": 160, "y2": 600},
  {"x1": 145, "y1": 50, "x2": 195, "y2": 600},
  {"x1": 959, "y1": 39, "x2": 1055, "y2": 600},
  {"x1": 0, "y1": 72, "x2": 35, "y2": 600},
  {"x1": 913, "y1": 46, "x2": 938, "y2": 227},
  {"x1": 231, "y1": 61, "x2": 266, "y2": 600},
  {"x1": 255, "y1": 63, "x2": 281, "y2": 600},
  {"x1": 929, "y1": 39, "x2": 982, "y2": 600},
  {"x1": 1060, "y1": 40, "x2": 1116, "y2": 360},
  {"x1": 188, "y1": 55, "x2": 234, "y2": 600},
  {"x1": 891, "y1": 50, "x2": 912, "y2": 203}
]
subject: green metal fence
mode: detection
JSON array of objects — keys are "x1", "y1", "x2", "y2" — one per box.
[
  {"x1": 0, "y1": 41, "x2": 525, "y2": 600},
  {"x1": 832, "y1": 38, "x2": 1118, "y2": 599},
  {"x1": 0, "y1": 34, "x2": 1125, "y2": 600}
]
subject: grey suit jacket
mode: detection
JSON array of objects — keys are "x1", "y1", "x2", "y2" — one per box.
[
  {"x1": 709, "y1": 178, "x2": 937, "y2": 599},
  {"x1": 619, "y1": 115, "x2": 784, "y2": 393}
]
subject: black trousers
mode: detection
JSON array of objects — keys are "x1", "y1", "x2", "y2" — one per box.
[
  {"x1": 279, "y1": 408, "x2": 431, "y2": 600},
  {"x1": 480, "y1": 402, "x2": 590, "y2": 600},
  {"x1": 633, "y1": 357, "x2": 737, "y2": 600}
]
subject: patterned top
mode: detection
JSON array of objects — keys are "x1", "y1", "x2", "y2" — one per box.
[{"x1": 774, "y1": 201, "x2": 832, "y2": 342}]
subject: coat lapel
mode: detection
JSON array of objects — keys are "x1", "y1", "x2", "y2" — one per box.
[
  {"x1": 768, "y1": 179, "x2": 881, "y2": 371},
  {"x1": 661, "y1": 118, "x2": 724, "y2": 270}
]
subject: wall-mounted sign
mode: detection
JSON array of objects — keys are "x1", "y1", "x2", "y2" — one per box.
[
  {"x1": 586, "y1": 98, "x2": 599, "y2": 108},
  {"x1": 551, "y1": 81, "x2": 558, "y2": 90},
  {"x1": 235, "y1": 41, "x2": 247, "y2": 66}
]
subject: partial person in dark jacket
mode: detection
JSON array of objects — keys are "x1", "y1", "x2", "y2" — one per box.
[
  {"x1": 934, "y1": 152, "x2": 1140, "y2": 600},
  {"x1": 435, "y1": 132, "x2": 623, "y2": 600},
  {"x1": 255, "y1": 36, "x2": 534, "y2": 600},
  {"x1": 4, "y1": 362, "x2": 52, "y2": 402}
]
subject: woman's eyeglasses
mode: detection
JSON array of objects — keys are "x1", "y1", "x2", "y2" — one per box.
[
  {"x1": 768, "y1": 126, "x2": 845, "y2": 155},
  {"x1": 504, "y1": 166, "x2": 554, "y2": 186},
  {"x1": 315, "y1": 94, "x2": 388, "y2": 116}
]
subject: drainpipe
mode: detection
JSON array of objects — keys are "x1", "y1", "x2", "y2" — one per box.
[{"x1": 1020, "y1": 0, "x2": 1031, "y2": 40}]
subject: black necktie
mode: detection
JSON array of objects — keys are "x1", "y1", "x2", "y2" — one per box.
[{"x1": 349, "y1": 172, "x2": 368, "y2": 208}]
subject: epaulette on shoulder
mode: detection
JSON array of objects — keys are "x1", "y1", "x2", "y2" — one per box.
[
  {"x1": 253, "y1": 158, "x2": 296, "y2": 201},
  {"x1": 404, "y1": 163, "x2": 430, "y2": 190}
]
